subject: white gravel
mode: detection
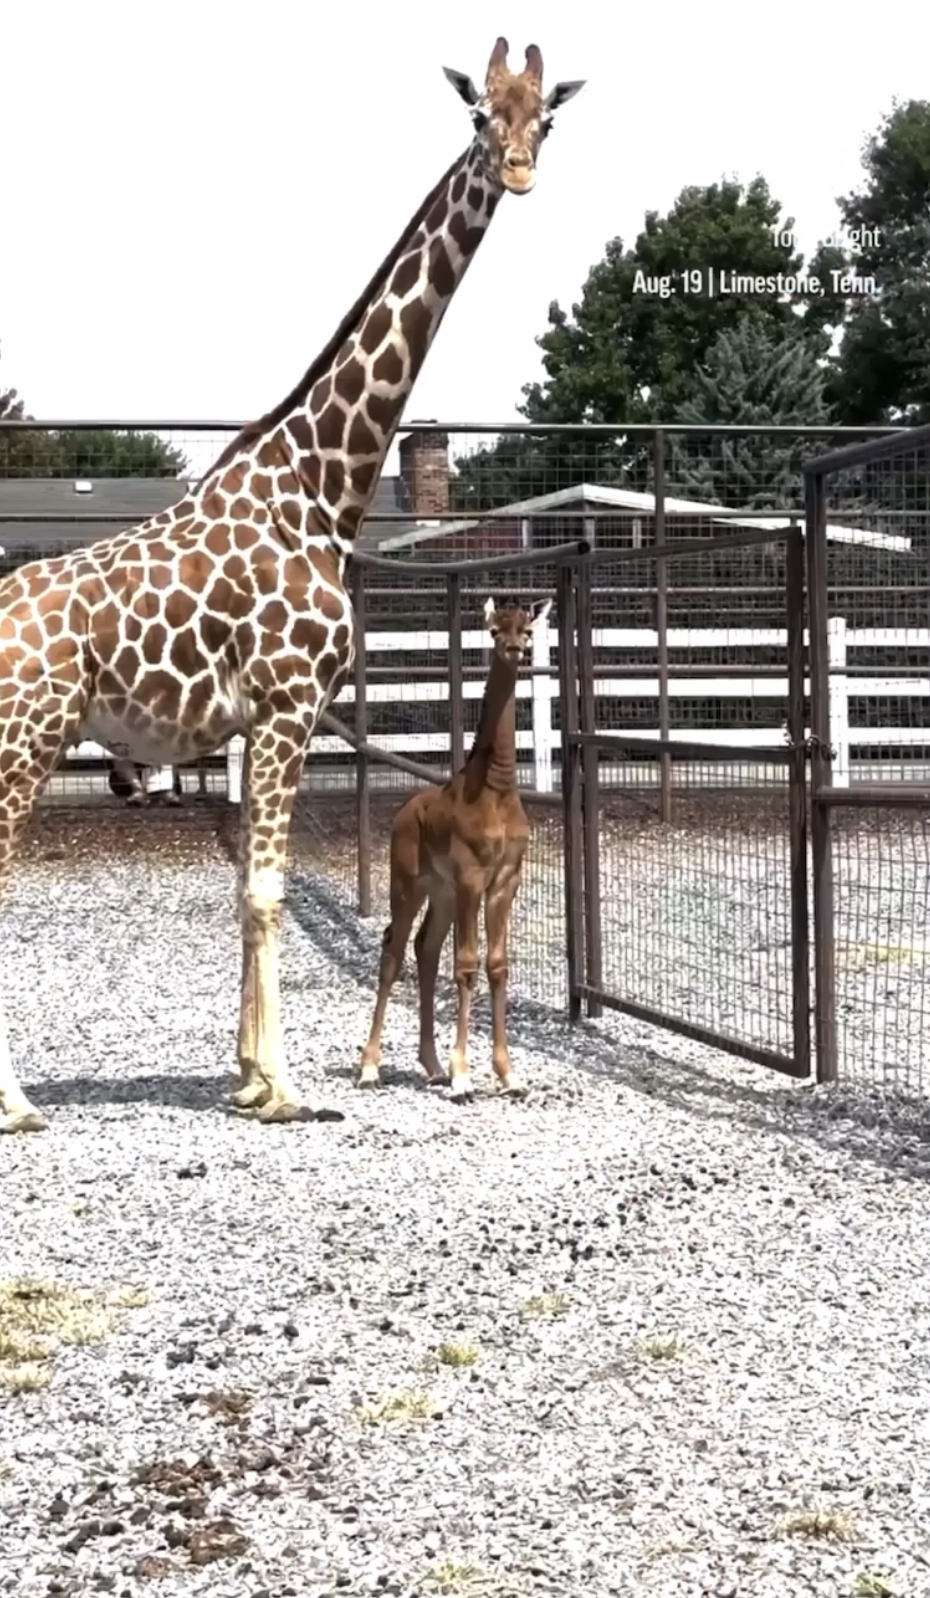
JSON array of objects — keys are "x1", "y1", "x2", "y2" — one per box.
[{"x1": 2, "y1": 810, "x2": 930, "y2": 1598}]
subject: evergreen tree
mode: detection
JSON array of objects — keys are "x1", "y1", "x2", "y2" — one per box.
[
  {"x1": 670, "y1": 320, "x2": 832, "y2": 508},
  {"x1": 827, "y1": 99, "x2": 930, "y2": 424},
  {"x1": 453, "y1": 178, "x2": 832, "y2": 506}
]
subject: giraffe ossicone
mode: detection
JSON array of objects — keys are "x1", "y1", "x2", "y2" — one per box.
[{"x1": 0, "y1": 40, "x2": 585, "y2": 1135}]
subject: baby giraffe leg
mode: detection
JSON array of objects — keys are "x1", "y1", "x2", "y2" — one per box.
[
  {"x1": 448, "y1": 877, "x2": 483, "y2": 1103},
  {"x1": 414, "y1": 889, "x2": 455, "y2": 1085},
  {"x1": 358, "y1": 883, "x2": 424, "y2": 1088},
  {"x1": 485, "y1": 858, "x2": 526, "y2": 1097}
]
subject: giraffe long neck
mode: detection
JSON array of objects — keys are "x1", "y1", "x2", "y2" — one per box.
[
  {"x1": 200, "y1": 143, "x2": 501, "y2": 548},
  {"x1": 465, "y1": 653, "x2": 519, "y2": 796}
]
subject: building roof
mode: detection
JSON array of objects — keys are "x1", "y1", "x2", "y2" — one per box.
[
  {"x1": 376, "y1": 481, "x2": 911, "y2": 555},
  {"x1": 0, "y1": 474, "x2": 408, "y2": 557}
]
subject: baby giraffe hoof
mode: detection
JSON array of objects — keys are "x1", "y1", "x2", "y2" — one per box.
[
  {"x1": 357, "y1": 1063, "x2": 382, "y2": 1090},
  {"x1": 499, "y1": 1076, "x2": 528, "y2": 1100},
  {"x1": 423, "y1": 1071, "x2": 450, "y2": 1090},
  {"x1": 449, "y1": 1076, "x2": 475, "y2": 1104}
]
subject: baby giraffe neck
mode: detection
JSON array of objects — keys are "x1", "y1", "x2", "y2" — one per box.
[{"x1": 468, "y1": 653, "x2": 519, "y2": 795}]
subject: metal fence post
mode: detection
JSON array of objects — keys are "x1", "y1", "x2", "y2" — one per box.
[
  {"x1": 805, "y1": 471, "x2": 838, "y2": 1084},
  {"x1": 353, "y1": 561, "x2": 371, "y2": 919},
  {"x1": 557, "y1": 559, "x2": 584, "y2": 1022},
  {"x1": 576, "y1": 556, "x2": 603, "y2": 1019},
  {"x1": 786, "y1": 522, "x2": 811, "y2": 1079},
  {"x1": 653, "y1": 429, "x2": 672, "y2": 823},
  {"x1": 448, "y1": 574, "x2": 465, "y2": 774}
]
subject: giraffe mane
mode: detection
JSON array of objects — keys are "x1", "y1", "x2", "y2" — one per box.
[{"x1": 200, "y1": 150, "x2": 466, "y2": 484}]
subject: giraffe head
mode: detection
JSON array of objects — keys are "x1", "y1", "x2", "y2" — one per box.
[
  {"x1": 484, "y1": 596, "x2": 553, "y2": 664},
  {"x1": 443, "y1": 38, "x2": 585, "y2": 196}
]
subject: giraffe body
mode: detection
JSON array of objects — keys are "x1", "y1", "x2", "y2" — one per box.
[
  {"x1": 359, "y1": 597, "x2": 552, "y2": 1101},
  {"x1": 0, "y1": 39, "x2": 584, "y2": 1134}
]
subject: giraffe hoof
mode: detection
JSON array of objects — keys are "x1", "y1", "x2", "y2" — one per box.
[
  {"x1": 254, "y1": 1098, "x2": 309, "y2": 1124},
  {"x1": 0, "y1": 1108, "x2": 48, "y2": 1134},
  {"x1": 499, "y1": 1077, "x2": 528, "y2": 1100},
  {"x1": 449, "y1": 1078, "x2": 475, "y2": 1104},
  {"x1": 424, "y1": 1073, "x2": 450, "y2": 1090},
  {"x1": 255, "y1": 1100, "x2": 345, "y2": 1125},
  {"x1": 357, "y1": 1064, "x2": 382, "y2": 1090}
]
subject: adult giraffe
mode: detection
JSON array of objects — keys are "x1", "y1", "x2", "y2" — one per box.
[{"x1": 0, "y1": 39, "x2": 584, "y2": 1134}]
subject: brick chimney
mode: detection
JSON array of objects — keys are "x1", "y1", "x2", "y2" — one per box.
[{"x1": 398, "y1": 424, "x2": 450, "y2": 518}]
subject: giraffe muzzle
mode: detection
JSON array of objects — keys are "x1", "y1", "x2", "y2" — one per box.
[{"x1": 501, "y1": 160, "x2": 536, "y2": 195}]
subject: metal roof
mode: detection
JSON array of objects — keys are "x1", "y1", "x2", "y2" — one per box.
[
  {"x1": 376, "y1": 481, "x2": 910, "y2": 555},
  {"x1": 0, "y1": 474, "x2": 408, "y2": 556}
]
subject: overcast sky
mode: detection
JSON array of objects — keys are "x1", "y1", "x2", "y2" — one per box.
[{"x1": 1, "y1": 0, "x2": 922, "y2": 475}]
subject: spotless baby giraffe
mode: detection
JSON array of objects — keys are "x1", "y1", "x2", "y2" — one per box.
[
  {"x1": 359, "y1": 597, "x2": 551, "y2": 1102},
  {"x1": 0, "y1": 39, "x2": 584, "y2": 1134}
]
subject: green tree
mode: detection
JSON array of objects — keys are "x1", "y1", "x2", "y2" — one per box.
[
  {"x1": 670, "y1": 320, "x2": 832, "y2": 507},
  {"x1": 0, "y1": 343, "x2": 51, "y2": 475},
  {"x1": 0, "y1": 347, "x2": 188, "y2": 478},
  {"x1": 826, "y1": 100, "x2": 930, "y2": 424},
  {"x1": 47, "y1": 428, "x2": 187, "y2": 478},
  {"x1": 453, "y1": 178, "x2": 836, "y2": 506}
]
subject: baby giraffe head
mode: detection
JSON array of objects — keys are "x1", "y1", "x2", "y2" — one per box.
[{"x1": 484, "y1": 596, "x2": 553, "y2": 665}]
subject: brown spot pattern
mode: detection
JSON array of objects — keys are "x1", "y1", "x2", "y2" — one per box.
[
  {"x1": 390, "y1": 254, "x2": 421, "y2": 298},
  {"x1": 334, "y1": 360, "x2": 366, "y2": 406},
  {"x1": 359, "y1": 303, "x2": 392, "y2": 354}
]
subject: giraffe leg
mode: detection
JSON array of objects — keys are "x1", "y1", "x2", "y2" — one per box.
[
  {"x1": 448, "y1": 877, "x2": 483, "y2": 1104},
  {"x1": 232, "y1": 739, "x2": 340, "y2": 1125},
  {"x1": 358, "y1": 880, "x2": 426, "y2": 1088},
  {"x1": 485, "y1": 859, "x2": 525, "y2": 1097},
  {"x1": 414, "y1": 889, "x2": 455, "y2": 1086},
  {"x1": 1, "y1": 686, "x2": 85, "y2": 1133}
]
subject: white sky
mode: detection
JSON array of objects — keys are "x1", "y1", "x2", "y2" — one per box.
[{"x1": 1, "y1": 0, "x2": 923, "y2": 477}]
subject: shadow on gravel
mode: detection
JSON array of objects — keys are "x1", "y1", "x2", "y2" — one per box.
[
  {"x1": 509, "y1": 996, "x2": 930, "y2": 1184},
  {"x1": 285, "y1": 871, "x2": 380, "y2": 979},
  {"x1": 31, "y1": 1071, "x2": 227, "y2": 1114}
]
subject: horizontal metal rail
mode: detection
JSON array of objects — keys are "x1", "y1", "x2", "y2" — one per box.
[
  {"x1": 813, "y1": 783, "x2": 930, "y2": 808},
  {"x1": 804, "y1": 421, "x2": 930, "y2": 478},
  {"x1": 0, "y1": 507, "x2": 810, "y2": 525},
  {"x1": 318, "y1": 711, "x2": 558, "y2": 806},
  {"x1": 569, "y1": 730, "x2": 795, "y2": 763},
  {"x1": 0, "y1": 419, "x2": 901, "y2": 438},
  {"x1": 351, "y1": 539, "x2": 589, "y2": 576}
]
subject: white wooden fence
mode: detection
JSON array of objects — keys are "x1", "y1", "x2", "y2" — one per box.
[{"x1": 66, "y1": 619, "x2": 930, "y2": 798}]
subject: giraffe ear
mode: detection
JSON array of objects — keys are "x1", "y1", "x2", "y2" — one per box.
[
  {"x1": 542, "y1": 80, "x2": 586, "y2": 122},
  {"x1": 443, "y1": 66, "x2": 480, "y2": 107},
  {"x1": 529, "y1": 598, "x2": 553, "y2": 626},
  {"x1": 484, "y1": 597, "x2": 496, "y2": 627}
]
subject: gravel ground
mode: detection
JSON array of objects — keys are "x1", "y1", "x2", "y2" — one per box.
[{"x1": 2, "y1": 805, "x2": 930, "y2": 1598}]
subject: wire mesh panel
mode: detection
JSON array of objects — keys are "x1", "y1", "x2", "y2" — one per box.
[
  {"x1": 587, "y1": 753, "x2": 799, "y2": 1069},
  {"x1": 829, "y1": 809, "x2": 930, "y2": 1093},
  {"x1": 567, "y1": 522, "x2": 808, "y2": 1076},
  {"x1": 805, "y1": 425, "x2": 930, "y2": 1094}
]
